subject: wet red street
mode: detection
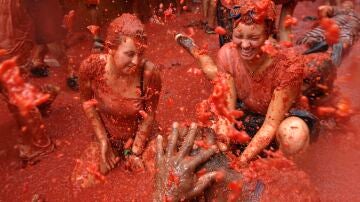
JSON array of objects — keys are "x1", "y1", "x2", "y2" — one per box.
[{"x1": 1, "y1": 1, "x2": 360, "y2": 201}]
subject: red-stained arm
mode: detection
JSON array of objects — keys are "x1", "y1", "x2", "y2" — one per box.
[
  {"x1": 215, "y1": 74, "x2": 237, "y2": 128},
  {"x1": 224, "y1": 75, "x2": 237, "y2": 112},
  {"x1": 79, "y1": 59, "x2": 108, "y2": 144},
  {"x1": 239, "y1": 84, "x2": 299, "y2": 164},
  {"x1": 80, "y1": 56, "x2": 120, "y2": 173},
  {"x1": 132, "y1": 62, "x2": 162, "y2": 155},
  {"x1": 196, "y1": 53, "x2": 219, "y2": 80},
  {"x1": 192, "y1": 48, "x2": 238, "y2": 150},
  {"x1": 213, "y1": 74, "x2": 238, "y2": 152}
]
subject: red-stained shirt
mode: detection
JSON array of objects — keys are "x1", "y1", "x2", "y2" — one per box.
[
  {"x1": 79, "y1": 54, "x2": 161, "y2": 141},
  {"x1": 217, "y1": 42, "x2": 304, "y2": 115}
]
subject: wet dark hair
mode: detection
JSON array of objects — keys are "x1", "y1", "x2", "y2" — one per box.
[
  {"x1": 105, "y1": 13, "x2": 147, "y2": 50},
  {"x1": 230, "y1": 0, "x2": 276, "y2": 36},
  {"x1": 232, "y1": 16, "x2": 276, "y2": 37}
]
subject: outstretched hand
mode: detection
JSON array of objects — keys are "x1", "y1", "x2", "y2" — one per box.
[{"x1": 154, "y1": 122, "x2": 220, "y2": 201}]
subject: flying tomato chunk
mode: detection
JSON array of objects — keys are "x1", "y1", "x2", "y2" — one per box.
[
  {"x1": 320, "y1": 18, "x2": 340, "y2": 45},
  {"x1": 284, "y1": 15, "x2": 298, "y2": 28},
  {"x1": 87, "y1": 25, "x2": 100, "y2": 36},
  {"x1": 215, "y1": 26, "x2": 227, "y2": 35}
]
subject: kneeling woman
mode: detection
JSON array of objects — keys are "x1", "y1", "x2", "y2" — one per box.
[
  {"x1": 176, "y1": 0, "x2": 319, "y2": 166},
  {"x1": 79, "y1": 14, "x2": 161, "y2": 174}
]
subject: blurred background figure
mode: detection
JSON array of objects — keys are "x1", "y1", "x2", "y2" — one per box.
[
  {"x1": 202, "y1": 0, "x2": 217, "y2": 34},
  {"x1": 0, "y1": 59, "x2": 59, "y2": 164},
  {"x1": 276, "y1": 0, "x2": 316, "y2": 42},
  {"x1": 23, "y1": 0, "x2": 78, "y2": 90},
  {"x1": 0, "y1": 0, "x2": 33, "y2": 68},
  {"x1": 84, "y1": 0, "x2": 101, "y2": 25},
  {"x1": 297, "y1": 0, "x2": 360, "y2": 66}
]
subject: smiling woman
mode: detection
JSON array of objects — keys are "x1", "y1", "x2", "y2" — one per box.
[
  {"x1": 176, "y1": 0, "x2": 319, "y2": 167},
  {"x1": 232, "y1": 23, "x2": 268, "y2": 60},
  {"x1": 77, "y1": 13, "x2": 161, "y2": 178}
]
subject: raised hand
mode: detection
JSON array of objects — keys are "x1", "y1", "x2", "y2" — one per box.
[{"x1": 154, "y1": 122, "x2": 220, "y2": 201}]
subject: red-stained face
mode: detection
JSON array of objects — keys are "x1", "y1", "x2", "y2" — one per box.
[
  {"x1": 232, "y1": 22, "x2": 268, "y2": 61},
  {"x1": 111, "y1": 37, "x2": 145, "y2": 75}
]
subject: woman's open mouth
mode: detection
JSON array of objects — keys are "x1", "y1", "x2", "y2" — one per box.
[{"x1": 240, "y1": 49, "x2": 255, "y2": 59}]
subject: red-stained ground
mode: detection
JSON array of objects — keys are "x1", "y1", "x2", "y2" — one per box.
[{"x1": 1, "y1": 1, "x2": 360, "y2": 201}]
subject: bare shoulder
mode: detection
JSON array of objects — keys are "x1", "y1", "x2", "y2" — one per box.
[
  {"x1": 84, "y1": 53, "x2": 106, "y2": 64},
  {"x1": 143, "y1": 60, "x2": 161, "y2": 89},
  {"x1": 144, "y1": 60, "x2": 156, "y2": 71},
  {"x1": 79, "y1": 54, "x2": 107, "y2": 79},
  {"x1": 143, "y1": 60, "x2": 161, "y2": 76},
  {"x1": 219, "y1": 42, "x2": 234, "y2": 53},
  {"x1": 217, "y1": 42, "x2": 238, "y2": 74},
  {"x1": 218, "y1": 42, "x2": 236, "y2": 59}
]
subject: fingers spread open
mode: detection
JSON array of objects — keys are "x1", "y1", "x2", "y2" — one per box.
[
  {"x1": 178, "y1": 126, "x2": 188, "y2": 144},
  {"x1": 156, "y1": 135, "x2": 164, "y2": 167},
  {"x1": 203, "y1": 127, "x2": 216, "y2": 145},
  {"x1": 187, "y1": 145, "x2": 217, "y2": 170},
  {"x1": 166, "y1": 122, "x2": 180, "y2": 158},
  {"x1": 188, "y1": 171, "x2": 218, "y2": 199},
  {"x1": 177, "y1": 123, "x2": 198, "y2": 160}
]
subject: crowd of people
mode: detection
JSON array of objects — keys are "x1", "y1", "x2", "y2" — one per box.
[{"x1": 1, "y1": 0, "x2": 359, "y2": 201}]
